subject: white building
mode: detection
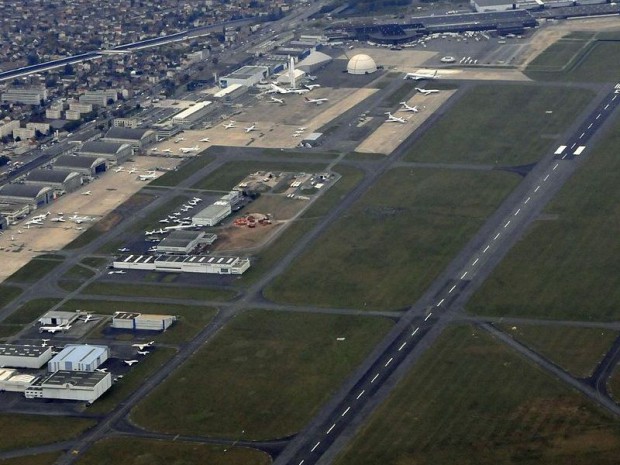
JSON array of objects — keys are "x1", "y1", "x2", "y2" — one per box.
[
  {"x1": 471, "y1": 0, "x2": 516, "y2": 11},
  {"x1": 1, "y1": 88, "x2": 47, "y2": 105},
  {"x1": 0, "y1": 120, "x2": 19, "y2": 138},
  {"x1": 48, "y1": 345, "x2": 109, "y2": 373},
  {"x1": 79, "y1": 90, "x2": 118, "y2": 106},
  {"x1": 25, "y1": 370, "x2": 112, "y2": 403},
  {"x1": 112, "y1": 312, "x2": 177, "y2": 331},
  {"x1": 219, "y1": 65, "x2": 269, "y2": 88},
  {"x1": 156, "y1": 230, "x2": 216, "y2": 255},
  {"x1": 0, "y1": 344, "x2": 53, "y2": 369},
  {"x1": 347, "y1": 54, "x2": 377, "y2": 75},
  {"x1": 26, "y1": 122, "x2": 50, "y2": 134},
  {"x1": 192, "y1": 202, "x2": 231, "y2": 226},
  {"x1": 171, "y1": 102, "x2": 213, "y2": 128},
  {"x1": 39, "y1": 310, "x2": 80, "y2": 326},
  {"x1": 113, "y1": 254, "x2": 250, "y2": 275},
  {"x1": 0, "y1": 368, "x2": 37, "y2": 392},
  {"x1": 12, "y1": 127, "x2": 36, "y2": 140}
]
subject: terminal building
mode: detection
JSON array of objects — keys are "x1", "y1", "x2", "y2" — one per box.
[
  {"x1": 53, "y1": 155, "x2": 107, "y2": 176},
  {"x1": 113, "y1": 254, "x2": 251, "y2": 275},
  {"x1": 0, "y1": 368, "x2": 37, "y2": 392},
  {"x1": 24, "y1": 170, "x2": 82, "y2": 195},
  {"x1": 0, "y1": 184, "x2": 52, "y2": 209},
  {"x1": 219, "y1": 65, "x2": 269, "y2": 88},
  {"x1": 156, "y1": 230, "x2": 217, "y2": 255},
  {"x1": 112, "y1": 312, "x2": 177, "y2": 332},
  {"x1": 48, "y1": 344, "x2": 109, "y2": 373},
  {"x1": 0, "y1": 344, "x2": 53, "y2": 369},
  {"x1": 25, "y1": 370, "x2": 112, "y2": 403},
  {"x1": 78, "y1": 141, "x2": 133, "y2": 163}
]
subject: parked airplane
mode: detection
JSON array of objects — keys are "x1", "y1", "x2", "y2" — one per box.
[
  {"x1": 138, "y1": 171, "x2": 157, "y2": 181},
  {"x1": 404, "y1": 70, "x2": 439, "y2": 80},
  {"x1": 137, "y1": 350, "x2": 150, "y2": 355},
  {"x1": 191, "y1": 197, "x2": 203, "y2": 202},
  {"x1": 24, "y1": 218, "x2": 43, "y2": 226},
  {"x1": 162, "y1": 149, "x2": 173, "y2": 154},
  {"x1": 39, "y1": 323, "x2": 71, "y2": 334},
  {"x1": 26, "y1": 212, "x2": 50, "y2": 225},
  {"x1": 127, "y1": 167, "x2": 138, "y2": 174},
  {"x1": 118, "y1": 247, "x2": 130, "y2": 252},
  {"x1": 304, "y1": 84, "x2": 321, "y2": 90},
  {"x1": 79, "y1": 314, "x2": 99, "y2": 323},
  {"x1": 269, "y1": 83, "x2": 309, "y2": 95},
  {"x1": 399, "y1": 102, "x2": 419, "y2": 112},
  {"x1": 415, "y1": 87, "x2": 440, "y2": 95},
  {"x1": 179, "y1": 145, "x2": 200, "y2": 153},
  {"x1": 107, "y1": 270, "x2": 126, "y2": 275},
  {"x1": 124, "y1": 360, "x2": 139, "y2": 366},
  {"x1": 223, "y1": 121, "x2": 236, "y2": 129},
  {"x1": 175, "y1": 137, "x2": 185, "y2": 143},
  {"x1": 82, "y1": 191, "x2": 92, "y2": 196},
  {"x1": 385, "y1": 112, "x2": 407, "y2": 124},
  {"x1": 245, "y1": 123, "x2": 257, "y2": 133},
  {"x1": 304, "y1": 97, "x2": 329, "y2": 105},
  {"x1": 164, "y1": 223, "x2": 194, "y2": 231},
  {"x1": 41, "y1": 339, "x2": 50, "y2": 347},
  {"x1": 69, "y1": 214, "x2": 94, "y2": 224},
  {"x1": 95, "y1": 368, "x2": 108, "y2": 373},
  {"x1": 114, "y1": 167, "x2": 125, "y2": 173},
  {"x1": 50, "y1": 216, "x2": 66, "y2": 222},
  {"x1": 200, "y1": 137, "x2": 210, "y2": 142},
  {"x1": 270, "y1": 96, "x2": 285, "y2": 104},
  {"x1": 132, "y1": 341, "x2": 155, "y2": 350}
]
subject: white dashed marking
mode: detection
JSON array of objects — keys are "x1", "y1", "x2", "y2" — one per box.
[
  {"x1": 504, "y1": 220, "x2": 511, "y2": 228},
  {"x1": 385, "y1": 358, "x2": 393, "y2": 367},
  {"x1": 449, "y1": 285, "x2": 456, "y2": 293},
  {"x1": 553, "y1": 163, "x2": 558, "y2": 170},
  {"x1": 412, "y1": 327, "x2": 419, "y2": 336},
  {"x1": 326, "y1": 424, "x2": 335, "y2": 434},
  {"x1": 437, "y1": 298, "x2": 445, "y2": 306},
  {"x1": 357, "y1": 390, "x2": 366, "y2": 399},
  {"x1": 398, "y1": 342, "x2": 406, "y2": 351},
  {"x1": 425, "y1": 313, "x2": 432, "y2": 321},
  {"x1": 371, "y1": 373, "x2": 379, "y2": 383},
  {"x1": 341, "y1": 407, "x2": 350, "y2": 417},
  {"x1": 311, "y1": 442, "x2": 320, "y2": 452},
  {"x1": 534, "y1": 185, "x2": 540, "y2": 192},
  {"x1": 543, "y1": 174, "x2": 549, "y2": 181},
  {"x1": 483, "y1": 245, "x2": 490, "y2": 253},
  {"x1": 514, "y1": 209, "x2": 520, "y2": 216},
  {"x1": 494, "y1": 233, "x2": 500, "y2": 240},
  {"x1": 472, "y1": 258, "x2": 479, "y2": 266},
  {"x1": 525, "y1": 197, "x2": 530, "y2": 204}
]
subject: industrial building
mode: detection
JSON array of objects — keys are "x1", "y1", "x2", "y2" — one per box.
[
  {"x1": 213, "y1": 84, "x2": 248, "y2": 101},
  {"x1": 79, "y1": 89, "x2": 118, "y2": 106},
  {"x1": 470, "y1": 0, "x2": 517, "y2": 11},
  {"x1": 0, "y1": 344, "x2": 53, "y2": 369},
  {"x1": 112, "y1": 312, "x2": 177, "y2": 332},
  {"x1": 24, "y1": 170, "x2": 82, "y2": 194},
  {"x1": 103, "y1": 127, "x2": 157, "y2": 150},
  {"x1": 1, "y1": 87, "x2": 47, "y2": 105},
  {"x1": 53, "y1": 155, "x2": 107, "y2": 176},
  {"x1": 171, "y1": 102, "x2": 214, "y2": 129},
  {"x1": 156, "y1": 230, "x2": 216, "y2": 255},
  {"x1": 219, "y1": 65, "x2": 269, "y2": 88},
  {"x1": 297, "y1": 51, "x2": 333, "y2": 74},
  {"x1": 114, "y1": 254, "x2": 251, "y2": 275},
  {"x1": 25, "y1": 370, "x2": 112, "y2": 403},
  {"x1": 38, "y1": 310, "x2": 81, "y2": 326},
  {"x1": 0, "y1": 368, "x2": 37, "y2": 392},
  {"x1": 347, "y1": 54, "x2": 378, "y2": 75},
  {"x1": 192, "y1": 202, "x2": 232, "y2": 227},
  {"x1": 0, "y1": 203, "x2": 29, "y2": 223},
  {"x1": 0, "y1": 184, "x2": 52, "y2": 209},
  {"x1": 48, "y1": 344, "x2": 109, "y2": 373},
  {"x1": 78, "y1": 140, "x2": 133, "y2": 163}
]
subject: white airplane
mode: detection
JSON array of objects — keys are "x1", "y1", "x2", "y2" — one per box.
[
  {"x1": 138, "y1": 171, "x2": 157, "y2": 181},
  {"x1": 118, "y1": 247, "x2": 130, "y2": 252},
  {"x1": 137, "y1": 350, "x2": 150, "y2": 355},
  {"x1": 269, "y1": 83, "x2": 309, "y2": 95},
  {"x1": 270, "y1": 96, "x2": 285, "y2": 104},
  {"x1": 114, "y1": 167, "x2": 125, "y2": 173},
  {"x1": 200, "y1": 137, "x2": 210, "y2": 142},
  {"x1": 79, "y1": 314, "x2": 99, "y2": 323},
  {"x1": 82, "y1": 191, "x2": 92, "y2": 196},
  {"x1": 127, "y1": 167, "x2": 138, "y2": 174},
  {"x1": 174, "y1": 137, "x2": 185, "y2": 143},
  {"x1": 304, "y1": 84, "x2": 321, "y2": 90},
  {"x1": 24, "y1": 218, "x2": 43, "y2": 226},
  {"x1": 159, "y1": 219, "x2": 170, "y2": 224},
  {"x1": 223, "y1": 121, "x2": 236, "y2": 129},
  {"x1": 41, "y1": 339, "x2": 50, "y2": 347},
  {"x1": 107, "y1": 270, "x2": 126, "y2": 274},
  {"x1": 192, "y1": 197, "x2": 203, "y2": 202},
  {"x1": 179, "y1": 145, "x2": 200, "y2": 153},
  {"x1": 69, "y1": 214, "x2": 93, "y2": 224},
  {"x1": 162, "y1": 149, "x2": 173, "y2": 154},
  {"x1": 416, "y1": 87, "x2": 440, "y2": 95},
  {"x1": 50, "y1": 216, "x2": 65, "y2": 222},
  {"x1": 39, "y1": 323, "x2": 71, "y2": 334},
  {"x1": 95, "y1": 368, "x2": 108, "y2": 373},
  {"x1": 385, "y1": 112, "x2": 407, "y2": 124},
  {"x1": 399, "y1": 102, "x2": 419, "y2": 112},
  {"x1": 132, "y1": 341, "x2": 155, "y2": 350},
  {"x1": 305, "y1": 97, "x2": 329, "y2": 105},
  {"x1": 26, "y1": 212, "x2": 50, "y2": 224},
  {"x1": 164, "y1": 223, "x2": 194, "y2": 231},
  {"x1": 245, "y1": 123, "x2": 257, "y2": 133},
  {"x1": 404, "y1": 70, "x2": 439, "y2": 80},
  {"x1": 124, "y1": 360, "x2": 139, "y2": 366}
]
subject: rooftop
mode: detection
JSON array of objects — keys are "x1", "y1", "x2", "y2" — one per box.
[
  {"x1": 25, "y1": 169, "x2": 79, "y2": 183},
  {"x1": 55, "y1": 155, "x2": 106, "y2": 169},
  {"x1": 40, "y1": 370, "x2": 109, "y2": 388},
  {"x1": 80, "y1": 141, "x2": 130, "y2": 155},
  {"x1": 49, "y1": 345, "x2": 108, "y2": 366},
  {"x1": 158, "y1": 230, "x2": 203, "y2": 248},
  {"x1": 105, "y1": 127, "x2": 153, "y2": 141},
  {"x1": 0, "y1": 184, "x2": 51, "y2": 199},
  {"x1": 0, "y1": 344, "x2": 51, "y2": 358}
]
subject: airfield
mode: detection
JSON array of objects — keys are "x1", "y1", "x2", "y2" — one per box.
[{"x1": 3, "y1": 15, "x2": 620, "y2": 465}]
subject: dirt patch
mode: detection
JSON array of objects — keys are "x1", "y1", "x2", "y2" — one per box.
[{"x1": 213, "y1": 222, "x2": 281, "y2": 252}]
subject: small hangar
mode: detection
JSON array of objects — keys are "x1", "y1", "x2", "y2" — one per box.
[
  {"x1": 38, "y1": 310, "x2": 81, "y2": 326},
  {"x1": 25, "y1": 370, "x2": 112, "y2": 403},
  {"x1": 0, "y1": 344, "x2": 53, "y2": 369},
  {"x1": 24, "y1": 169, "x2": 82, "y2": 194},
  {"x1": 112, "y1": 312, "x2": 177, "y2": 332},
  {"x1": 0, "y1": 184, "x2": 52, "y2": 209},
  {"x1": 47, "y1": 344, "x2": 109, "y2": 373},
  {"x1": 156, "y1": 230, "x2": 217, "y2": 255},
  {"x1": 54, "y1": 155, "x2": 107, "y2": 176}
]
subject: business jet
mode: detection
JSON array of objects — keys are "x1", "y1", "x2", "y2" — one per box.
[
  {"x1": 245, "y1": 123, "x2": 257, "y2": 133},
  {"x1": 399, "y1": 102, "x2": 419, "y2": 112},
  {"x1": 124, "y1": 360, "x2": 139, "y2": 366},
  {"x1": 191, "y1": 197, "x2": 203, "y2": 202},
  {"x1": 404, "y1": 70, "x2": 439, "y2": 80},
  {"x1": 223, "y1": 121, "x2": 236, "y2": 129},
  {"x1": 107, "y1": 270, "x2": 126, "y2": 275},
  {"x1": 138, "y1": 171, "x2": 157, "y2": 181},
  {"x1": 50, "y1": 216, "x2": 66, "y2": 222},
  {"x1": 162, "y1": 148, "x2": 173, "y2": 154},
  {"x1": 270, "y1": 96, "x2": 285, "y2": 104},
  {"x1": 269, "y1": 83, "x2": 309, "y2": 95},
  {"x1": 415, "y1": 87, "x2": 440, "y2": 95},
  {"x1": 199, "y1": 137, "x2": 210, "y2": 142},
  {"x1": 137, "y1": 350, "x2": 150, "y2": 356},
  {"x1": 304, "y1": 84, "x2": 321, "y2": 90},
  {"x1": 69, "y1": 214, "x2": 94, "y2": 224},
  {"x1": 305, "y1": 97, "x2": 329, "y2": 105},
  {"x1": 26, "y1": 212, "x2": 50, "y2": 225},
  {"x1": 24, "y1": 218, "x2": 43, "y2": 226},
  {"x1": 114, "y1": 167, "x2": 125, "y2": 173},
  {"x1": 82, "y1": 191, "x2": 92, "y2": 196},
  {"x1": 179, "y1": 145, "x2": 200, "y2": 153},
  {"x1": 132, "y1": 341, "x2": 155, "y2": 350},
  {"x1": 385, "y1": 112, "x2": 407, "y2": 124},
  {"x1": 127, "y1": 167, "x2": 138, "y2": 174},
  {"x1": 39, "y1": 323, "x2": 71, "y2": 334},
  {"x1": 79, "y1": 314, "x2": 99, "y2": 323},
  {"x1": 41, "y1": 339, "x2": 50, "y2": 347},
  {"x1": 95, "y1": 368, "x2": 108, "y2": 373},
  {"x1": 174, "y1": 137, "x2": 185, "y2": 143}
]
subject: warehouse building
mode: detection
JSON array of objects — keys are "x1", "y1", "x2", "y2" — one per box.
[
  {"x1": 297, "y1": 51, "x2": 333, "y2": 74},
  {"x1": 470, "y1": 0, "x2": 516, "y2": 12},
  {"x1": 24, "y1": 170, "x2": 82, "y2": 195},
  {"x1": 0, "y1": 184, "x2": 51, "y2": 209},
  {"x1": 103, "y1": 127, "x2": 157, "y2": 150},
  {"x1": 25, "y1": 370, "x2": 112, "y2": 403},
  {"x1": 192, "y1": 202, "x2": 231, "y2": 227},
  {"x1": 78, "y1": 140, "x2": 133, "y2": 163},
  {"x1": 156, "y1": 230, "x2": 216, "y2": 255},
  {"x1": 53, "y1": 155, "x2": 107, "y2": 176},
  {"x1": 38, "y1": 310, "x2": 81, "y2": 326},
  {"x1": 113, "y1": 254, "x2": 251, "y2": 275},
  {"x1": 171, "y1": 102, "x2": 214, "y2": 129},
  {"x1": 1, "y1": 88, "x2": 47, "y2": 105},
  {"x1": 213, "y1": 83, "x2": 248, "y2": 102},
  {"x1": 0, "y1": 344, "x2": 53, "y2": 369},
  {"x1": 219, "y1": 65, "x2": 269, "y2": 88},
  {"x1": 0, "y1": 368, "x2": 37, "y2": 392},
  {"x1": 112, "y1": 312, "x2": 177, "y2": 332},
  {"x1": 48, "y1": 344, "x2": 109, "y2": 373},
  {"x1": 0, "y1": 203, "x2": 29, "y2": 223}
]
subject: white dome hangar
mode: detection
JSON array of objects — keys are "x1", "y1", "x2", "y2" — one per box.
[{"x1": 347, "y1": 54, "x2": 377, "y2": 75}]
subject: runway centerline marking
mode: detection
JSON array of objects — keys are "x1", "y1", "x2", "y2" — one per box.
[
  {"x1": 483, "y1": 245, "x2": 490, "y2": 253},
  {"x1": 341, "y1": 407, "x2": 350, "y2": 417},
  {"x1": 412, "y1": 327, "x2": 419, "y2": 336},
  {"x1": 385, "y1": 358, "x2": 393, "y2": 367},
  {"x1": 588, "y1": 123, "x2": 593, "y2": 129},
  {"x1": 357, "y1": 390, "x2": 366, "y2": 399},
  {"x1": 525, "y1": 197, "x2": 530, "y2": 204},
  {"x1": 472, "y1": 258, "x2": 479, "y2": 266},
  {"x1": 543, "y1": 174, "x2": 549, "y2": 181},
  {"x1": 493, "y1": 233, "x2": 500, "y2": 240},
  {"x1": 534, "y1": 185, "x2": 540, "y2": 192},
  {"x1": 579, "y1": 132, "x2": 585, "y2": 139},
  {"x1": 371, "y1": 373, "x2": 379, "y2": 383},
  {"x1": 514, "y1": 209, "x2": 520, "y2": 216},
  {"x1": 326, "y1": 424, "x2": 336, "y2": 434},
  {"x1": 437, "y1": 298, "x2": 445, "y2": 306},
  {"x1": 425, "y1": 313, "x2": 433, "y2": 321},
  {"x1": 596, "y1": 114, "x2": 601, "y2": 119},
  {"x1": 398, "y1": 342, "x2": 407, "y2": 351},
  {"x1": 311, "y1": 442, "x2": 320, "y2": 452},
  {"x1": 299, "y1": 460, "x2": 305, "y2": 465},
  {"x1": 504, "y1": 220, "x2": 511, "y2": 228},
  {"x1": 605, "y1": 104, "x2": 610, "y2": 110},
  {"x1": 449, "y1": 285, "x2": 457, "y2": 293},
  {"x1": 553, "y1": 163, "x2": 558, "y2": 170}
]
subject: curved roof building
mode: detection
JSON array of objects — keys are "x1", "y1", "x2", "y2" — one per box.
[{"x1": 347, "y1": 54, "x2": 377, "y2": 75}]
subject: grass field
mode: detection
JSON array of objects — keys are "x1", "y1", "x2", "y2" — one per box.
[
  {"x1": 74, "y1": 438, "x2": 270, "y2": 465},
  {"x1": 526, "y1": 33, "x2": 594, "y2": 72},
  {"x1": 468, "y1": 116, "x2": 620, "y2": 321},
  {"x1": 266, "y1": 168, "x2": 519, "y2": 310},
  {"x1": 0, "y1": 452, "x2": 62, "y2": 465},
  {"x1": 335, "y1": 325, "x2": 620, "y2": 465},
  {"x1": 149, "y1": 154, "x2": 216, "y2": 187},
  {"x1": 81, "y1": 281, "x2": 236, "y2": 302},
  {"x1": 81, "y1": 257, "x2": 109, "y2": 268},
  {"x1": 0, "y1": 285, "x2": 23, "y2": 310},
  {"x1": 499, "y1": 325, "x2": 617, "y2": 378},
  {"x1": 4, "y1": 298, "x2": 62, "y2": 325},
  {"x1": 62, "y1": 264, "x2": 96, "y2": 281},
  {"x1": 132, "y1": 311, "x2": 393, "y2": 439},
  {"x1": 608, "y1": 368, "x2": 620, "y2": 402},
  {"x1": 5, "y1": 258, "x2": 63, "y2": 283},
  {"x1": 403, "y1": 84, "x2": 594, "y2": 165},
  {"x1": 191, "y1": 161, "x2": 328, "y2": 191},
  {"x1": 0, "y1": 415, "x2": 95, "y2": 452}
]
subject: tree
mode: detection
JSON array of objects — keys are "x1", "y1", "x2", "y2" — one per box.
[{"x1": 0, "y1": 155, "x2": 10, "y2": 167}]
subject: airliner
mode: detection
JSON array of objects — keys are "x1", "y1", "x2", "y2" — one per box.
[
  {"x1": 415, "y1": 87, "x2": 440, "y2": 95},
  {"x1": 245, "y1": 123, "x2": 257, "y2": 133},
  {"x1": 138, "y1": 171, "x2": 157, "y2": 181},
  {"x1": 399, "y1": 102, "x2": 419, "y2": 112},
  {"x1": 270, "y1": 96, "x2": 285, "y2": 104},
  {"x1": 304, "y1": 84, "x2": 321, "y2": 90},
  {"x1": 179, "y1": 145, "x2": 200, "y2": 153},
  {"x1": 223, "y1": 121, "x2": 236, "y2": 129},
  {"x1": 404, "y1": 70, "x2": 439, "y2": 80},
  {"x1": 305, "y1": 97, "x2": 329, "y2": 105},
  {"x1": 269, "y1": 83, "x2": 309, "y2": 95},
  {"x1": 132, "y1": 341, "x2": 155, "y2": 350},
  {"x1": 385, "y1": 112, "x2": 407, "y2": 124},
  {"x1": 39, "y1": 323, "x2": 71, "y2": 334}
]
